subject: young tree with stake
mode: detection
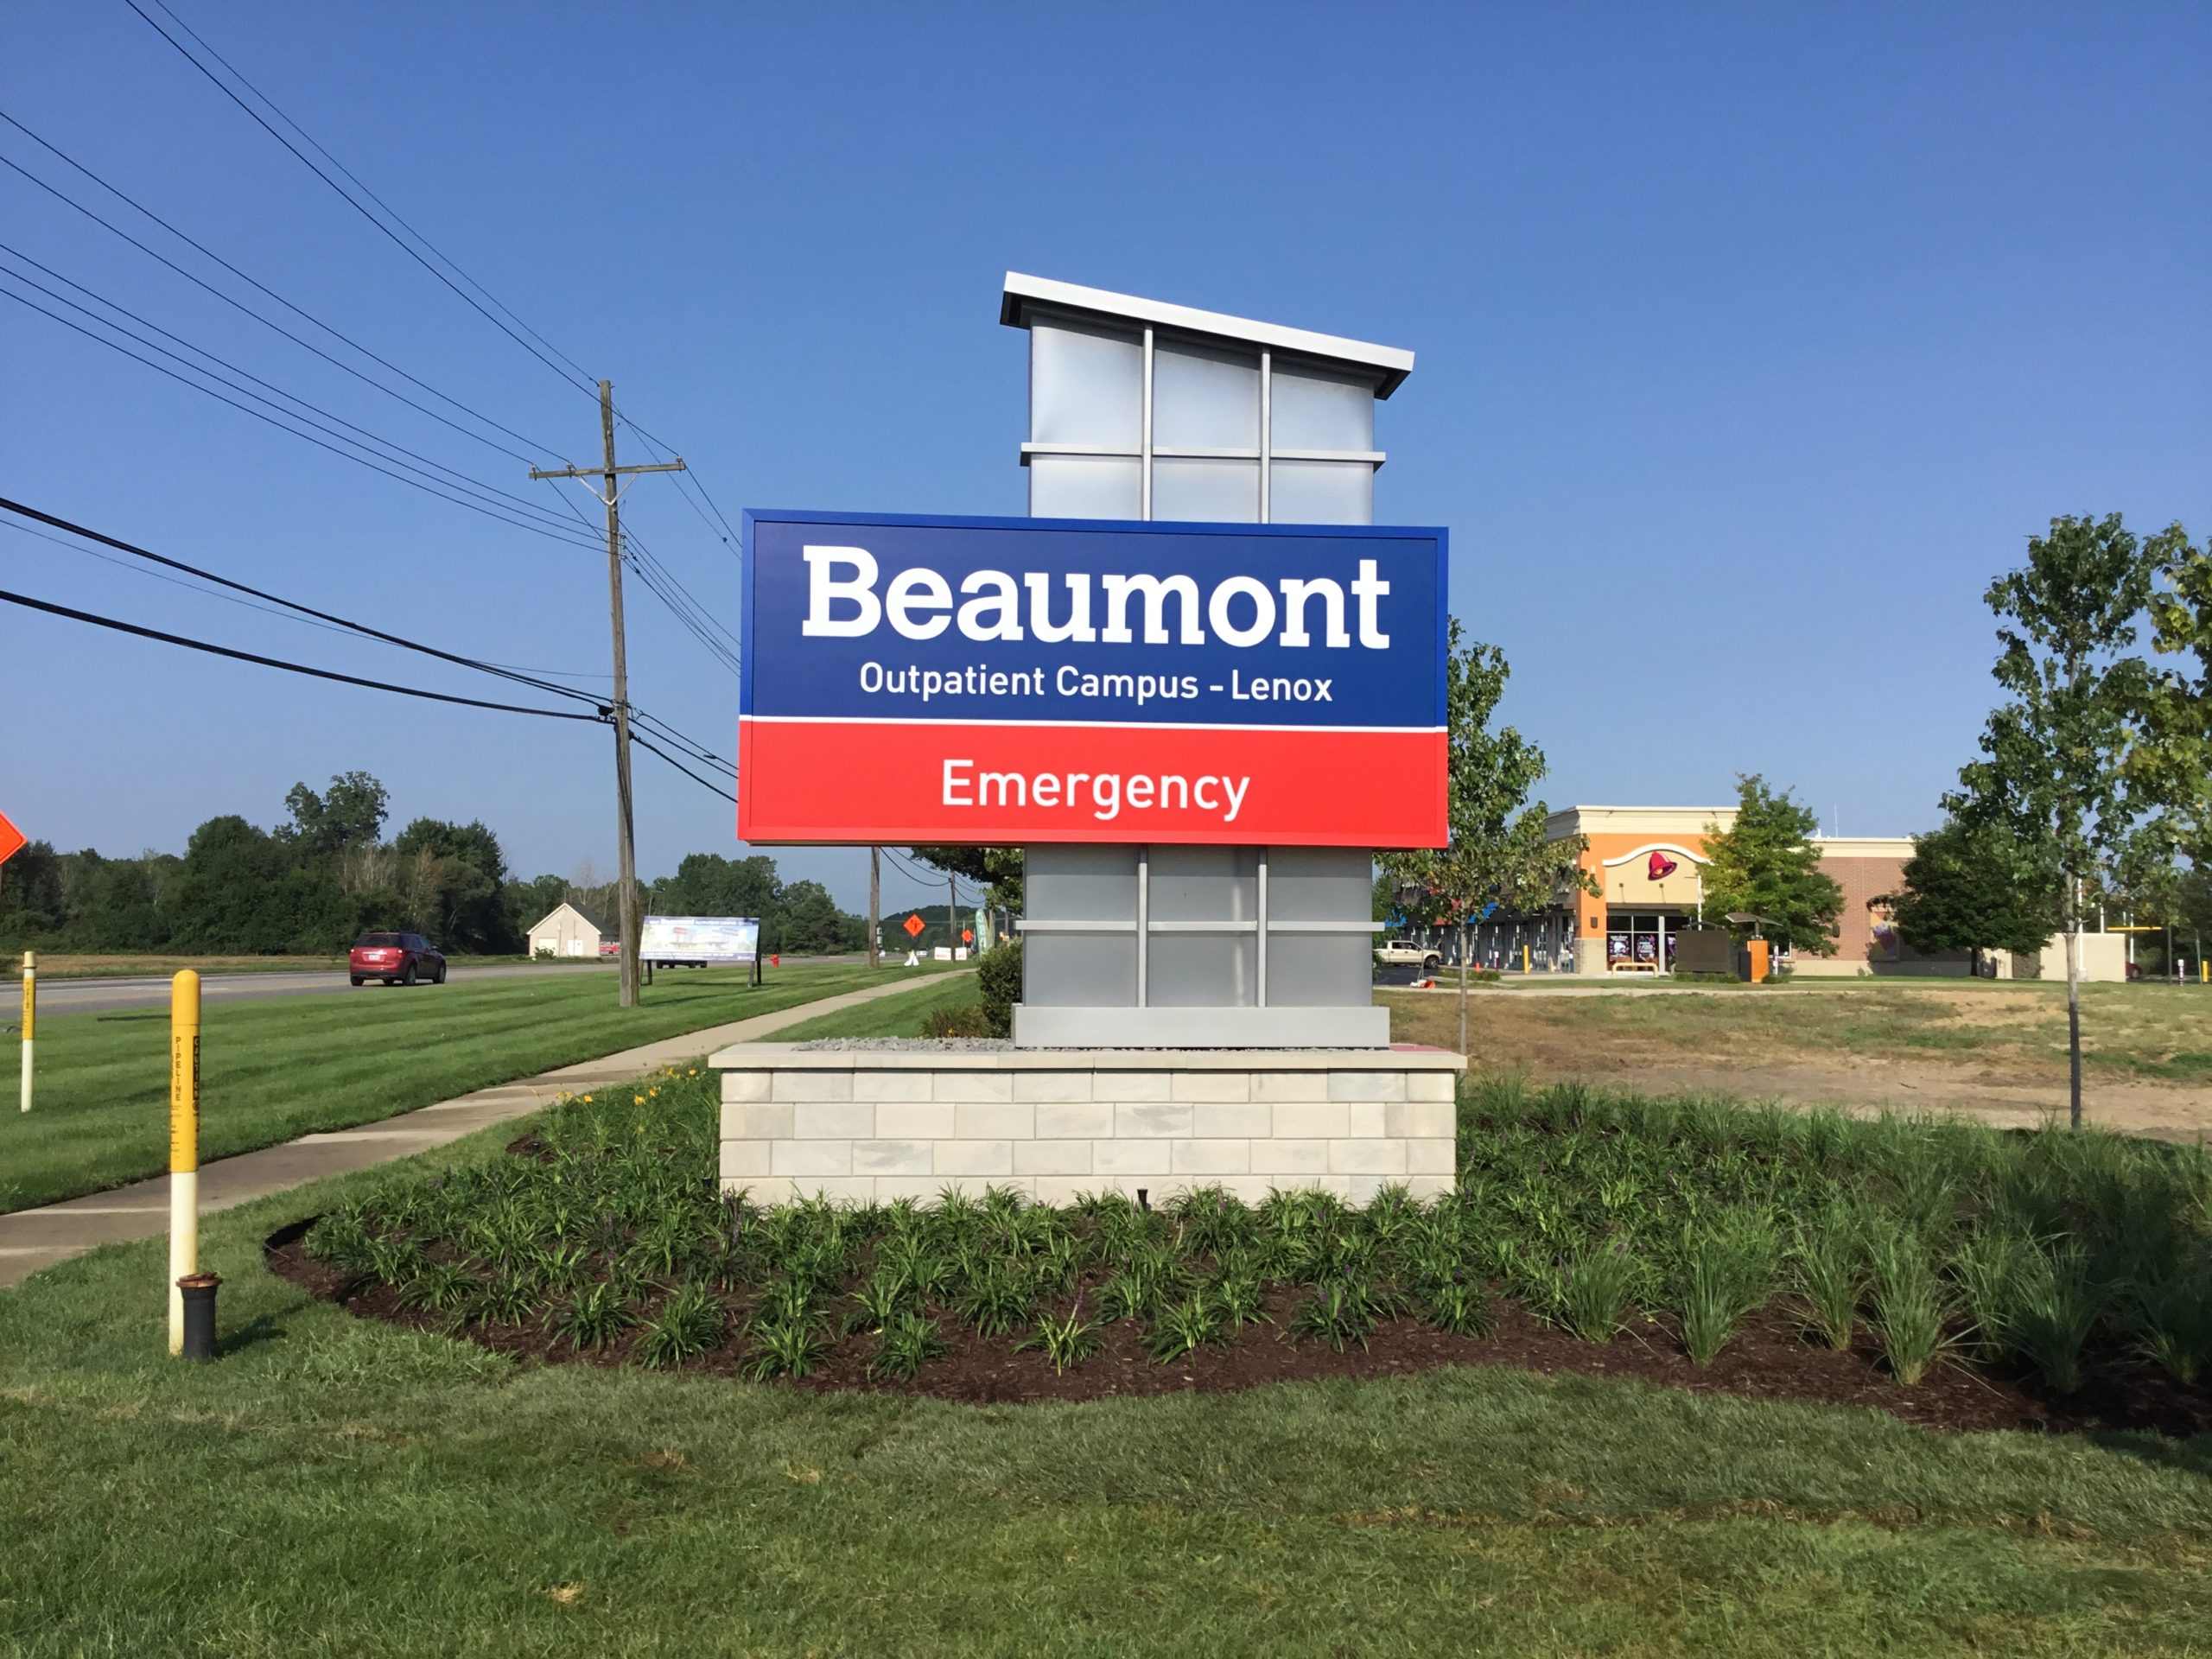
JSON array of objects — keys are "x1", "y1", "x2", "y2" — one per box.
[
  {"x1": 1952, "y1": 513, "x2": 2152, "y2": 1130},
  {"x1": 1380, "y1": 620, "x2": 1593, "y2": 1055}
]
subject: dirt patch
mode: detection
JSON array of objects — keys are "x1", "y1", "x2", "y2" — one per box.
[
  {"x1": 1383, "y1": 989, "x2": 2212, "y2": 1140},
  {"x1": 266, "y1": 1223, "x2": 2212, "y2": 1439}
]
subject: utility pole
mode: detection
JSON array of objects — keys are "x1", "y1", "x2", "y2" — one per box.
[
  {"x1": 531, "y1": 381, "x2": 685, "y2": 1008},
  {"x1": 947, "y1": 871, "x2": 958, "y2": 954},
  {"x1": 868, "y1": 848, "x2": 881, "y2": 968}
]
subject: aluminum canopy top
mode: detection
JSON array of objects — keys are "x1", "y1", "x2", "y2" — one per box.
[{"x1": 1000, "y1": 272, "x2": 1415, "y2": 397}]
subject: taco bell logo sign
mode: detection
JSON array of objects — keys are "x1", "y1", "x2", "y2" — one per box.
[{"x1": 737, "y1": 510, "x2": 1447, "y2": 848}]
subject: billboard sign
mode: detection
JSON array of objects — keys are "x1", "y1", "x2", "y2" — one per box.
[
  {"x1": 639, "y1": 915, "x2": 760, "y2": 963},
  {"x1": 738, "y1": 511, "x2": 1447, "y2": 847}
]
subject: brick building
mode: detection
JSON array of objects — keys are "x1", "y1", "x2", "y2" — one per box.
[{"x1": 1446, "y1": 806, "x2": 2123, "y2": 979}]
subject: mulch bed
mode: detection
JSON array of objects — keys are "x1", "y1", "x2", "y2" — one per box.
[{"x1": 264, "y1": 1219, "x2": 2212, "y2": 1438}]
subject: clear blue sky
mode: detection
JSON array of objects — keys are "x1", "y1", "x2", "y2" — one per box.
[{"x1": 6, "y1": 2, "x2": 2206, "y2": 915}]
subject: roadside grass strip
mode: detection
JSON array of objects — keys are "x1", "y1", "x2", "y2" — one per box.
[{"x1": 0, "y1": 962, "x2": 944, "y2": 1213}]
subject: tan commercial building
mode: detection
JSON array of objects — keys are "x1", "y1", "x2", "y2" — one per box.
[{"x1": 1444, "y1": 806, "x2": 2125, "y2": 981}]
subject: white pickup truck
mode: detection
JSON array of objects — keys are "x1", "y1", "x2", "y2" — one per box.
[{"x1": 1375, "y1": 938, "x2": 1443, "y2": 970}]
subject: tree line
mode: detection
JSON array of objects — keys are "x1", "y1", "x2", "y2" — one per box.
[{"x1": 0, "y1": 772, "x2": 869, "y2": 957}]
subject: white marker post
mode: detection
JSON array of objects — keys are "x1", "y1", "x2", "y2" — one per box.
[
  {"x1": 168, "y1": 969, "x2": 200, "y2": 1357},
  {"x1": 18, "y1": 950, "x2": 31, "y2": 1113}
]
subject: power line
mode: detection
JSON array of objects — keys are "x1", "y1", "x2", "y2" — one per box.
[
  {"x1": 629, "y1": 730, "x2": 737, "y2": 804},
  {"x1": 0, "y1": 111, "x2": 569, "y2": 465},
  {"x1": 0, "y1": 239, "x2": 600, "y2": 538},
  {"x1": 124, "y1": 0, "x2": 600, "y2": 402},
  {"x1": 616, "y1": 408, "x2": 743, "y2": 556},
  {"x1": 0, "y1": 495, "x2": 600, "y2": 704},
  {"x1": 0, "y1": 262, "x2": 601, "y2": 550},
  {"x1": 0, "y1": 281, "x2": 601, "y2": 551},
  {"x1": 1, "y1": 517, "x2": 367, "y2": 643},
  {"x1": 0, "y1": 495, "x2": 742, "y2": 780},
  {"x1": 0, "y1": 585, "x2": 606, "y2": 721},
  {"x1": 139, "y1": 0, "x2": 601, "y2": 395}
]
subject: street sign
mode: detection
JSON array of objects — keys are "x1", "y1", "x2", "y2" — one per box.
[
  {"x1": 737, "y1": 511, "x2": 1447, "y2": 848},
  {"x1": 962, "y1": 928, "x2": 974, "y2": 944},
  {"x1": 0, "y1": 810, "x2": 22, "y2": 868},
  {"x1": 902, "y1": 913, "x2": 925, "y2": 938}
]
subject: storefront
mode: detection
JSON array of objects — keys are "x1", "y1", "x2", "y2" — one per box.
[{"x1": 1539, "y1": 807, "x2": 1932, "y2": 976}]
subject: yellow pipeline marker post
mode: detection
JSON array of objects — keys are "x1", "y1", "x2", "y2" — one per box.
[
  {"x1": 1522, "y1": 944, "x2": 1530, "y2": 974},
  {"x1": 18, "y1": 950, "x2": 32, "y2": 1113},
  {"x1": 168, "y1": 969, "x2": 200, "y2": 1356}
]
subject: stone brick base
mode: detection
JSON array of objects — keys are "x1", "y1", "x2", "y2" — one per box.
[{"x1": 708, "y1": 1044, "x2": 1466, "y2": 1207}]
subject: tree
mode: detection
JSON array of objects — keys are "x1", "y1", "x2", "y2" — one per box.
[
  {"x1": 391, "y1": 817, "x2": 518, "y2": 951},
  {"x1": 1886, "y1": 817, "x2": 2055, "y2": 975},
  {"x1": 0, "y1": 840, "x2": 67, "y2": 944},
  {"x1": 2131, "y1": 526, "x2": 2208, "y2": 865},
  {"x1": 774, "y1": 879, "x2": 863, "y2": 954},
  {"x1": 283, "y1": 772, "x2": 389, "y2": 858},
  {"x1": 1378, "y1": 620, "x2": 1594, "y2": 1053},
  {"x1": 1952, "y1": 513, "x2": 2152, "y2": 1129},
  {"x1": 654, "y1": 853, "x2": 782, "y2": 922},
  {"x1": 1697, "y1": 775, "x2": 1843, "y2": 959}
]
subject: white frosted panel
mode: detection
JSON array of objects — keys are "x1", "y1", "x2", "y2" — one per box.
[
  {"x1": 1267, "y1": 847, "x2": 1373, "y2": 921},
  {"x1": 1030, "y1": 320, "x2": 1142, "y2": 446},
  {"x1": 1267, "y1": 935, "x2": 1371, "y2": 1007},
  {"x1": 1150, "y1": 845, "x2": 1258, "y2": 921},
  {"x1": 1153, "y1": 339, "x2": 1259, "y2": 448},
  {"x1": 1270, "y1": 360, "x2": 1376, "y2": 452},
  {"x1": 1149, "y1": 934, "x2": 1257, "y2": 1007},
  {"x1": 1027, "y1": 933, "x2": 1138, "y2": 1007},
  {"x1": 1268, "y1": 459, "x2": 1372, "y2": 526},
  {"x1": 1152, "y1": 457, "x2": 1258, "y2": 524},
  {"x1": 1030, "y1": 454, "x2": 1141, "y2": 520},
  {"x1": 1027, "y1": 844, "x2": 1139, "y2": 920}
]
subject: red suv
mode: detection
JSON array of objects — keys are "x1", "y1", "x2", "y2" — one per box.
[{"x1": 350, "y1": 931, "x2": 447, "y2": 988}]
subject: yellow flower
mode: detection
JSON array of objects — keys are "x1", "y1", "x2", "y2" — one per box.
[
  {"x1": 648, "y1": 1087, "x2": 658, "y2": 1097},
  {"x1": 582, "y1": 1095, "x2": 594, "y2": 1103},
  {"x1": 633, "y1": 1095, "x2": 645, "y2": 1105}
]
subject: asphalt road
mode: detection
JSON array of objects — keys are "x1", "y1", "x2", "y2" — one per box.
[{"x1": 25, "y1": 961, "x2": 613, "y2": 1017}]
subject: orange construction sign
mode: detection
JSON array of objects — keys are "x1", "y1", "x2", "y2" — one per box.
[
  {"x1": 962, "y1": 929, "x2": 974, "y2": 944},
  {"x1": 902, "y1": 913, "x2": 925, "y2": 938},
  {"x1": 0, "y1": 809, "x2": 23, "y2": 868}
]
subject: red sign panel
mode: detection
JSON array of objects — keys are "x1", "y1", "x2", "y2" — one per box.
[
  {"x1": 902, "y1": 913, "x2": 925, "y2": 938},
  {"x1": 0, "y1": 810, "x2": 23, "y2": 868}
]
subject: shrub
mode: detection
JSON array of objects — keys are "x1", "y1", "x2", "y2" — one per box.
[
  {"x1": 1018, "y1": 1295, "x2": 1103, "y2": 1374},
  {"x1": 639, "y1": 1284, "x2": 725, "y2": 1370},
  {"x1": 2003, "y1": 1244, "x2": 2103, "y2": 1395},
  {"x1": 1675, "y1": 1211, "x2": 1778, "y2": 1364},
  {"x1": 556, "y1": 1282, "x2": 635, "y2": 1351},
  {"x1": 2124, "y1": 1259, "x2": 2212, "y2": 1385},
  {"x1": 1288, "y1": 1278, "x2": 1392, "y2": 1353},
  {"x1": 868, "y1": 1312, "x2": 948, "y2": 1382},
  {"x1": 1790, "y1": 1206, "x2": 1866, "y2": 1351},
  {"x1": 925, "y1": 1002, "x2": 997, "y2": 1039},
  {"x1": 1558, "y1": 1243, "x2": 1642, "y2": 1343},
  {"x1": 1867, "y1": 1231, "x2": 1952, "y2": 1386},
  {"x1": 1147, "y1": 1293, "x2": 1224, "y2": 1363},
  {"x1": 976, "y1": 940, "x2": 1022, "y2": 1038}
]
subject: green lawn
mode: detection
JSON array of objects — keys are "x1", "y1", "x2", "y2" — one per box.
[
  {"x1": 0, "y1": 962, "x2": 939, "y2": 1214},
  {"x1": 2, "y1": 1104, "x2": 2208, "y2": 1653},
  {"x1": 767, "y1": 968, "x2": 986, "y2": 1040}
]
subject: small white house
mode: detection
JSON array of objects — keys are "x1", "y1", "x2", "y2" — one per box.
[{"x1": 527, "y1": 902, "x2": 612, "y2": 958}]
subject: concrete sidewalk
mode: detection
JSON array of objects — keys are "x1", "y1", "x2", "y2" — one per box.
[{"x1": 0, "y1": 971, "x2": 962, "y2": 1288}]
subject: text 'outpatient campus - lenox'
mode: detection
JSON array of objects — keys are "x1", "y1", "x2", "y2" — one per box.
[{"x1": 736, "y1": 512, "x2": 1448, "y2": 846}]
